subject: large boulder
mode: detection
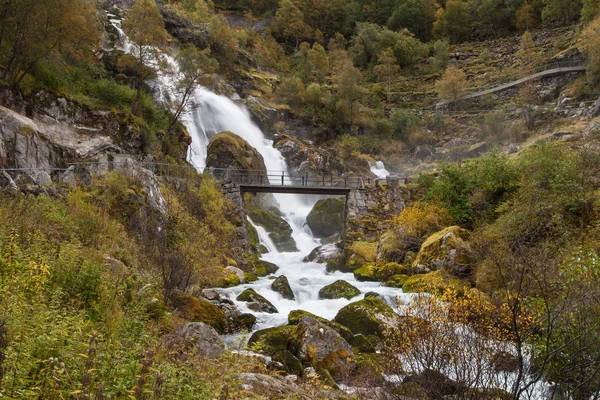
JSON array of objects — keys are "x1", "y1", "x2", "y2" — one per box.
[
  {"x1": 247, "y1": 208, "x2": 297, "y2": 252},
  {"x1": 333, "y1": 298, "x2": 401, "y2": 340},
  {"x1": 171, "y1": 293, "x2": 230, "y2": 334},
  {"x1": 303, "y1": 243, "x2": 343, "y2": 263},
  {"x1": 206, "y1": 131, "x2": 267, "y2": 173},
  {"x1": 247, "y1": 325, "x2": 295, "y2": 355},
  {"x1": 236, "y1": 288, "x2": 278, "y2": 313},
  {"x1": 306, "y1": 198, "x2": 345, "y2": 238},
  {"x1": 171, "y1": 322, "x2": 224, "y2": 359},
  {"x1": 287, "y1": 310, "x2": 353, "y2": 341},
  {"x1": 271, "y1": 275, "x2": 295, "y2": 300},
  {"x1": 288, "y1": 316, "x2": 356, "y2": 382},
  {"x1": 412, "y1": 226, "x2": 476, "y2": 277},
  {"x1": 318, "y1": 280, "x2": 361, "y2": 300}
]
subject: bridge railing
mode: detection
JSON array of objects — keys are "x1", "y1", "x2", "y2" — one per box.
[
  {"x1": 226, "y1": 169, "x2": 386, "y2": 188},
  {"x1": 3, "y1": 161, "x2": 390, "y2": 190}
]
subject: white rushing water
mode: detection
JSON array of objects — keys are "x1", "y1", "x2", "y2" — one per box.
[{"x1": 369, "y1": 160, "x2": 390, "y2": 179}]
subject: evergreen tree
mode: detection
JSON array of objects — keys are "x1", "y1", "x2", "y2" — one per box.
[{"x1": 374, "y1": 47, "x2": 400, "y2": 103}]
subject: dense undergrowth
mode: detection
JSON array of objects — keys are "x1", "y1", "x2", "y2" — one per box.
[{"x1": 0, "y1": 172, "x2": 264, "y2": 399}]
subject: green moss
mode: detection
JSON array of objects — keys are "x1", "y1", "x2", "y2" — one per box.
[
  {"x1": 333, "y1": 298, "x2": 399, "y2": 339},
  {"x1": 247, "y1": 325, "x2": 295, "y2": 355},
  {"x1": 353, "y1": 264, "x2": 380, "y2": 281},
  {"x1": 386, "y1": 274, "x2": 409, "y2": 288},
  {"x1": 402, "y1": 270, "x2": 471, "y2": 295},
  {"x1": 412, "y1": 226, "x2": 470, "y2": 270},
  {"x1": 318, "y1": 280, "x2": 361, "y2": 300},
  {"x1": 206, "y1": 131, "x2": 267, "y2": 171},
  {"x1": 171, "y1": 293, "x2": 229, "y2": 334},
  {"x1": 272, "y1": 350, "x2": 303, "y2": 375},
  {"x1": 349, "y1": 241, "x2": 378, "y2": 262},
  {"x1": 306, "y1": 197, "x2": 345, "y2": 238},
  {"x1": 287, "y1": 310, "x2": 353, "y2": 341},
  {"x1": 219, "y1": 271, "x2": 241, "y2": 288},
  {"x1": 349, "y1": 334, "x2": 376, "y2": 353},
  {"x1": 244, "y1": 272, "x2": 258, "y2": 282}
]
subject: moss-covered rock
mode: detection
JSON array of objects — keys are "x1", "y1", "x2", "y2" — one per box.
[
  {"x1": 271, "y1": 275, "x2": 295, "y2": 300},
  {"x1": 206, "y1": 131, "x2": 267, "y2": 172},
  {"x1": 339, "y1": 241, "x2": 379, "y2": 272},
  {"x1": 272, "y1": 350, "x2": 303, "y2": 375},
  {"x1": 287, "y1": 310, "x2": 353, "y2": 341},
  {"x1": 247, "y1": 325, "x2": 295, "y2": 355},
  {"x1": 236, "y1": 289, "x2": 278, "y2": 313},
  {"x1": 247, "y1": 208, "x2": 298, "y2": 252},
  {"x1": 306, "y1": 198, "x2": 345, "y2": 238},
  {"x1": 231, "y1": 313, "x2": 257, "y2": 331},
  {"x1": 378, "y1": 230, "x2": 422, "y2": 263},
  {"x1": 412, "y1": 226, "x2": 475, "y2": 277},
  {"x1": 171, "y1": 293, "x2": 229, "y2": 334},
  {"x1": 353, "y1": 262, "x2": 408, "y2": 282},
  {"x1": 402, "y1": 270, "x2": 471, "y2": 295},
  {"x1": 364, "y1": 291, "x2": 380, "y2": 299},
  {"x1": 333, "y1": 298, "x2": 400, "y2": 339},
  {"x1": 288, "y1": 316, "x2": 356, "y2": 382},
  {"x1": 386, "y1": 274, "x2": 410, "y2": 288},
  {"x1": 349, "y1": 334, "x2": 376, "y2": 353},
  {"x1": 247, "y1": 220, "x2": 261, "y2": 254},
  {"x1": 318, "y1": 280, "x2": 361, "y2": 300}
]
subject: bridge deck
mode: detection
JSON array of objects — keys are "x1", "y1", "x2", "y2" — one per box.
[{"x1": 240, "y1": 184, "x2": 353, "y2": 195}]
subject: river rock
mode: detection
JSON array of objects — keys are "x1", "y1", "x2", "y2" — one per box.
[
  {"x1": 271, "y1": 275, "x2": 295, "y2": 300},
  {"x1": 334, "y1": 298, "x2": 401, "y2": 340},
  {"x1": 303, "y1": 243, "x2": 343, "y2": 264},
  {"x1": 247, "y1": 325, "x2": 295, "y2": 355},
  {"x1": 171, "y1": 292, "x2": 230, "y2": 334},
  {"x1": 272, "y1": 350, "x2": 303, "y2": 375},
  {"x1": 174, "y1": 322, "x2": 225, "y2": 359},
  {"x1": 287, "y1": 310, "x2": 353, "y2": 341},
  {"x1": 412, "y1": 226, "x2": 475, "y2": 277},
  {"x1": 225, "y1": 266, "x2": 245, "y2": 284},
  {"x1": 306, "y1": 197, "x2": 345, "y2": 238},
  {"x1": 236, "y1": 288, "x2": 278, "y2": 313},
  {"x1": 318, "y1": 280, "x2": 360, "y2": 300},
  {"x1": 288, "y1": 316, "x2": 356, "y2": 382}
]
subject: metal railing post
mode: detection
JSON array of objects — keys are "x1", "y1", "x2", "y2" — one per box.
[{"x1": 281, "y1": 171, "x2": 284, "y2": 186}]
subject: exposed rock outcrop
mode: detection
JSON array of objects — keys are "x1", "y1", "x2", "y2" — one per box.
[{"x1": 206, "y1": 131, "x2": 267, "y2": 172}]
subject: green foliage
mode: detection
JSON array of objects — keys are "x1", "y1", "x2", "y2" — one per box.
[{"x1": 391, "y1": 109, "x2": 420, "y2": 141}]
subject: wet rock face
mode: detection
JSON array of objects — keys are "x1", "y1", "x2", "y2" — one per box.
[
  {"x1": 306, "y1": 197, "x2": 345, "y2": 238},
  {"x1": 206, "y1": 131, "x2": 267, "y2": 173},
  {"x1": 158, "y1": 4, "x2": 210, "y2": 50},
  {"x1": 272, "y1": 134, "x2": 332, "y2": 174},
  {"x1": 247, "y1": 208, "x2": 297, "y2": 252}
]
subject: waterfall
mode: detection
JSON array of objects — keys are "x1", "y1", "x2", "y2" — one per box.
[{"x1": 369, "y1": 160, "x2": 390, "y2": 179}]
